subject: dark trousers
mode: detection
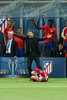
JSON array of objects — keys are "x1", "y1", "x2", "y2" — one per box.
[{"x1": 27, "y1": 55, "x2": 41, "y2": 76}]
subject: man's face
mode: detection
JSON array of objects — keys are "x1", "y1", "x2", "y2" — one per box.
[
  {"x1": 17, "y1": 28, "x2": 21, "y2": 34},
  {"x1": 8, "y1": 31, "x2": 13, "y2": 40},
  {"x1": 28, "y1": 31, "x2": 34, "y2": 38},
  {"x1": 58, "y1": 44, "x2": 63, "y2": 51},
  {"x1": 48, "y1": 21, "x2": 53, "y2": 27},
  {"x1": 7, "y1": 20, "x2": 11, "y2": 27}
]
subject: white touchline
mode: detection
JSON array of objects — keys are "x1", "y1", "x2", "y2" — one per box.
[{"x1": 0, "y1": 86, "x2": 67, "y2": 88}]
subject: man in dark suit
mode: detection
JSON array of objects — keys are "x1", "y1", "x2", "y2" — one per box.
[
  {"x1": 5, "y1": 33, "x2": 18, "y2": 57},
  {"x1": 0, "y1": 31, "x2": 5, "y2": 57},
  {"x1": 9, "y1": 30, "x2": 51, "y2": 76},
  {"x1": 54, "y1": 42, "x2": 65, "y2": 57}
]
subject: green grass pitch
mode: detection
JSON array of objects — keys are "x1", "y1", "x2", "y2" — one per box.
[{"x1": 0, "y1": 78, "x2": 67, "y2": 100}]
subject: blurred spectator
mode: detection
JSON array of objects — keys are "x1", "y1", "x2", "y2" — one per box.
[
  {"x1": 0, "y1": 31, "x2": 5, "y2": 57},
  {"x1": 4, "y1": 19, "x2": 15, "y2": 45},
  {"x1": 61, "y1": 21, "x2": 67, "y2": 50},
  {"x1": 4, "y1": 31, "x2": 18, "y2": 57},
  {"x1": 14, "y1": 27, "x2": 25, "y2": 57},
  {"x1": 41, "y1": 45, "x2": 51, "y2": 57},
  {"x1": 54, "y1": 42, "x2": 65, "y2": 57}
]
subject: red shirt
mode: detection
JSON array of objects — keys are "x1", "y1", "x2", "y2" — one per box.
[
  {"x1": 4, "y1": 26, "x2": 15, "y2": 40},
  {"x1": 64, "y1": 50, "x2": 67, "y2": 58},
  {"x1": 41, "y1": 25, "x2": 57, "y2": 43},
  {"x1": 14, "y1": 34, "x2": 25, "y2": 49},
  {"x1": 64, "y1": 27, "x2": 67, "y2": 42},
  {"x1": 35, "y1": 68, "x2": 49, "y2": 82}
]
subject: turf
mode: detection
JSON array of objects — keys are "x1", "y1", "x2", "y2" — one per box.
[{"x1": 0, "y1": 78, "x2": 67, "y2": 100}]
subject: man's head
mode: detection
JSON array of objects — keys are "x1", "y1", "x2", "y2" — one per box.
[
  {"x1": 28, "y1": 31, "x2": 34, "y2": 38},
  {"x1": 48, "y1": 19, "x2": 53, "y2": 27},
  {"x1": 17, "y1": 27, "x2": 22, "y2": 35},
  {"x1": 8, "y1": 31, "x2": 13, "y2": 40},
  {"x1": 58, "y1": 43, "x2": 64, "y2": 51}
]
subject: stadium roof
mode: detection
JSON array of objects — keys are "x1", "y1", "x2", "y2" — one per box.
[
  {"x1": 0, "y1": 0, "x2": 67, "y2": 18},
  {"x1": 0, "y1": 0, "x2": 67, "y2": 4}
]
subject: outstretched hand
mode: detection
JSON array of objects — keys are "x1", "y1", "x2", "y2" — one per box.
[
  {"x1": 12, "y1": 22, "x2": 15, "y2": 26},
  {"x1": 32, "y1": 20, "x2": 36, "y2": 24},
  {"x1": 47, "y1": 34, "x2": 52, "y2": 38}
]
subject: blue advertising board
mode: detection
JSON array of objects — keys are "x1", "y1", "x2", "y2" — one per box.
[{"x1": 0, "y1": 57, "x2": 66, "y2": 78}]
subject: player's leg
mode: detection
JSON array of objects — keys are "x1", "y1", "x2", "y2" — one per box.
[
  {"x1": 27, "y1": 57, "x2": 33, "y2": 76},
  {"x1": 34, "y1": 56, "x2": 41, "y2": 69},
  {"x1": 48, "y1": 41, "x2": 54, "y2": 51},
  {"x1": 48, "y1": 41, "x2": 54, "y2": 57},
  {"x1": 65, "y1": 42, "x2": 67, "y2": 50},
  {"x1": 31, "y1": 71, "x2": 36, "y2": 76},
  {"x1": 31, "y1": 75, "x2": 39, "y2": 81}
]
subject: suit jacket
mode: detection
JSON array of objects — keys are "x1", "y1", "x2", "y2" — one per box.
[
  {"x1": 54, "y1": 49, "x2": 65, "y2": 57},
  {"x1": 5, "y1": 40, "x2": 18, "y2": 57},
  {"x1": 0, "y1": 31, "x2": 5, "y2": 57},
  {"x1": 13, "y1": 34, "x2": 48, "y2": 57}
]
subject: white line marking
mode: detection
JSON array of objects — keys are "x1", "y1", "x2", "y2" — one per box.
[{"x1": 0, "y1": 85, "x2": 67, "y2": 88}]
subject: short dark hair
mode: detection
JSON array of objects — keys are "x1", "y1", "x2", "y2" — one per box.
[
  {"x1": 58, "y1": 42, "x2": 63, "y2": 45},
  {"x1": 28, "y1": 30, "x2": 34, "y2": 34},
  {"x1": 48, "y1": 19, "x2": 53, "y2": 24},
  {"x1": 17, "y1": 27, "x2": 22, "y2": 30}
]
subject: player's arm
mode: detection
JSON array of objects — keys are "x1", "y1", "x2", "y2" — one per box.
[
  {"x1": 61, "y1": 28, "x2": 66, "y2": 40},
  {"x1": 38, "y1": 34, "x2": 52, "y2": 41},
  {"x1": 8, "y1": 31, "x2": 27, "y2": 40},
  {"x1": 32, "y1": 20, "x2": 41, "y2": 30},
  {"x1": 55, "y1": 34, "x2": 58, "y2": 44},
  {"x1": 13, "y1": 34, "x2": 27, "y2": 40},
  {"x1": 54, "y1": 29, "x2": 58, "y2": 44}
]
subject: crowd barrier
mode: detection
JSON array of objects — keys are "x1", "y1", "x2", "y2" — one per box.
[{"x1": 0, "y1": 57, "x2": 66, "y2": 78}]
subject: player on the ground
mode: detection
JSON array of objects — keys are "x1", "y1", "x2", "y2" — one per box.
[{"x1": 31, "y1": 68, "x2": 49, "y2": 82}]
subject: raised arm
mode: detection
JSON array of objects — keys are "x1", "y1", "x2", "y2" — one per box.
[
  {"x1": 53, "y1": 28, "x2": 58, "y2": 44},
  {"x1": 32, "y1": 20, "x2": 41, "y2": 30},
  {"x1": 61, "y1": 28, "x2": 66, "y2": 40}
]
